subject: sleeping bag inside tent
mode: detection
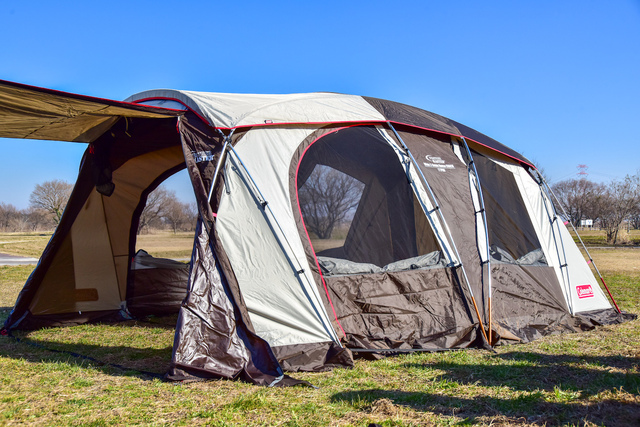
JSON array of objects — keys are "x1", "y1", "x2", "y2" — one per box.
[{"x1": 0, "y1": 79, "x2": 634, "y2": 385}]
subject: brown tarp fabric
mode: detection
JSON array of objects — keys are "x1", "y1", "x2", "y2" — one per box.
[
  {"x1": 0, "y1": 79, "x2": 180, "y2": 142},
  {"x1": 271, "y1": 341, "x2": 354, "y2": 373},
  {"x1": 491, "y1": 264, "x2": 572, "y2": 343},
  {"x1": 396, "y1": 129, "x2": 487, "y2": 316}
]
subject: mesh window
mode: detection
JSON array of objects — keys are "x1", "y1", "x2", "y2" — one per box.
[
  {"x1": 297, "y1": 127, "x2": 442, "y2": 275},
  {"x1": 473, "y1": 153, "x2": 546, "y2": 265}
]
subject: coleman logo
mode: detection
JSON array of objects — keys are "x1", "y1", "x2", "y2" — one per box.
[
  {"x1": 576, "y1": 284, "x2": 594, "y2": 299},
  {"x1": 423, "y1": 155, "x2": 455, "y2": 172},
  {"x1": 193, "y1": 151, "x2": 215, "y2": 163}
]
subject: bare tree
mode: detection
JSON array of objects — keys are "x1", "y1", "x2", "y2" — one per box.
[
  {"x1": 551, "y1": 178, "x2": 607, "y2": 226},
  {"x1": 163, "y1": 199, "x2": 197, "y2": 233},
  {"x1": 24, "y1": 207, "x2": 54, "y2": 231},
  {"x1": 138, "y1": 186, "x2": 172, "y2": 234},
  {"x1": 298, "y1": 166, "x2": 364, "y2": 239},
  {"x1": 0, "y1": 202, "x2": 19, "y2": 231},
  {"x1": 29, "y1": 180, "x2": 73, "y2": 225},
  {"x1": 599, "y1": 173, "x2": 640, "y2": 244},
  {"x1": 630, "y1": 206, "x2": 640, "y2": 230}
]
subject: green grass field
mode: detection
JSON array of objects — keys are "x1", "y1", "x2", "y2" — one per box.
[{"x1": 0, "y1": 233, "x2": 638, "y2": 426}]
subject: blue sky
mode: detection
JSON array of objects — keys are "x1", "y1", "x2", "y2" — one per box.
[{"x1": 1, "y1": 1, "x2": 639, "y2": 208}]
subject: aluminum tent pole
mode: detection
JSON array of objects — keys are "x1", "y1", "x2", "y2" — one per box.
[
  {"x1": 534, "y1": 170, "x2": 622, "y2": 313},
  {"x1": 207, "y1": 129, "x2": 235, "y2": 204},
  {"x1": 225, "y1": 145, "x2": 344, "y2": 344},
  {"x1": 459, "y1": 137, "x2": 493, "y2": 344},
  {"x1": 531, "y1": 171, "x2": 575, "y2": 313},
  {"x1": 385, "y1": 123, "x2": 490, "y2": 345}
]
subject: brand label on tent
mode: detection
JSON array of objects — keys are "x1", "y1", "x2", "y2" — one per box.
[
  {"x1": 423, "y1": 155, "x2": 455, "y2": 172},
  {"x1": 576, "y1": 284, "x2": 594, "y2": 299},
  {"x1": 193, "y1": 151, "x2": 215, "y2": 163}
]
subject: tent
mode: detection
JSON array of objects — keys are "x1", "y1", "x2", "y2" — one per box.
[{"x1": 0, "y1": 79, "x2": 632, "y2": 386}]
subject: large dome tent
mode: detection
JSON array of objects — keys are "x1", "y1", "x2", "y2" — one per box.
[{"x1": 0, "y1": 79, "x2": 632, "y2": 386}]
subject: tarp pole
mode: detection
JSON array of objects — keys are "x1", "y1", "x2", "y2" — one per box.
[
  {"x1": 460, "y1": 137, "x2": 493, "y2": 344},
  {"x1": 385, "y1": 123, "x2": 490, "y2": 346},
  {"x1": 534, "y1": 170, "x2": 622, "y2": 313}
]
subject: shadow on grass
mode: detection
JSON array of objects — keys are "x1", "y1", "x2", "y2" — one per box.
[
  {"x1": 0, "y1": 318, "x2": 178, "y2": 380},
  {"x1": 332, "y1": 352, "x2": 640, "y2": 425}
]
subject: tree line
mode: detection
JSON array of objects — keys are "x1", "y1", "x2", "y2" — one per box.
[
  {"x1": 551, "y1": 172, "x2": 640, "y2": 244},
  {"x1": 2, "y1": 172, "x2": 639, "y2": 245},
  {"x1": 0, "y1": 180, "x2": 197, "y2": 234}
]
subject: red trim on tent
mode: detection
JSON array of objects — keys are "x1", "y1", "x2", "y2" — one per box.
[
  {"x1": 131, "y1": 95, "x2": 534, "y2": 170},
  {"x1": 293, "y1": 127, "x2": 364, "y2": 340}
]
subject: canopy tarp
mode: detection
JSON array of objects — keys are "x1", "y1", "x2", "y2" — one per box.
[{"x1": 0, "y1": 80, "x2": 181, "y2": 143}]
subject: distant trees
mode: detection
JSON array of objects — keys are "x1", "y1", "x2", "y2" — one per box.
[
  {"x1": 551, "y1": 178, "x2": 607, "y2": 226},
  {"x1": 0, "y1": 180, "x2": 196, "y2": 234},
  {"x1": 552, "y1": 173, "x2": 640, "y2": 244},
  {"x1": 137, "y1": 186, "x2": 197, "y2": 234},
  {"x1": 598, "y1": 174, "x2": 640, "y2": 244},
  {"x1": 29, "y1": 179, "x2": 73, "y2": 225},
  {"x1": 0, "y1": 202, "x2": 20, "y2": 231},
  {"x1": 298, "y1": 166, "x2": 364, "y2": 239},
  {"x1": 0, "y1": 202, "x2": 55, "y2": 232}
]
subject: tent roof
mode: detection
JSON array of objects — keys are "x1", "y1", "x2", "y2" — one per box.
[
  {"x1": 127, "y1": 89, "x2": 533, "y2": 167},
  {"x1": 126, "y1": 89, "x2": 386, "y2": 128},
  {"x1": 0, "y1": 79, "x2": 533, "y2": 167}
]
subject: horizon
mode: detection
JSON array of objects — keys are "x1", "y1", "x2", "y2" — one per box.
[{"x1": 1, "y1": 1, "x2": 639, "y2": 209}]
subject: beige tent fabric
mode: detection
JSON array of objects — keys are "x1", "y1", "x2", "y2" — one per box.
[
  {"x1": 127, "y1": 90, "x2": 385, "y2": 129},
  {"x1": 0, "y1": 80, "x2": 179, "y2": 142}
]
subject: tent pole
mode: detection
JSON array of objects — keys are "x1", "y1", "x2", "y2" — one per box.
[
  {"x1": 207, "y1": 129, "x2": 235, "y2": 204},
  {"x1": 459, "y1": 137, "x2": 493, "y2": 345},
  {"x1": 534, "y1": 170, "x2": 622, "y2": 313},
  {"x1": 225, "y1": 145, "x2": 345, "y2": 344},
  {"x1": 385, "y1": 123, "x2": 490, "y2": 346},
  {"x1": 531, "y1": 170, "x2": 575, "y2": 313}
]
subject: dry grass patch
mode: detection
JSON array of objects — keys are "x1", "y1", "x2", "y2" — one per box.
[
  {"x1": 588, "y1": 247, "x2": 640, "y2": 275},
  {"x1": 0, "y1": 232, "x2": 52, "y2": 258},
  {"x1": 135, "y1": 231, "x2": 194, "y2": 259}
]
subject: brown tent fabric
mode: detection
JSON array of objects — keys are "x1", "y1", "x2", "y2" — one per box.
[
  {"x1": 127, "y1": 250, "x2": 190, "y2": 317},
  {"x1": 363, "y1": 96, "x2": 534, "y2": 167}
]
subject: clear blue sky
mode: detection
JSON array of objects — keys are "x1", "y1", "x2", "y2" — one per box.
[{"x1": 1, "y1": 1, "x2": 639, "y2": 208}]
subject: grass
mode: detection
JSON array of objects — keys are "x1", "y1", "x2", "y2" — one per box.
[
  {"x1": 0, "y1": 230, "x2": 195, "y2": 260},
  {"x1": 0, "y1": 235, "x2": 639, "y2": 425},
  {"x1": 0, "y1": 232, "x2": 53, "y2": 258},
  {"x1": 570, "y1": 228, "x2": 640, "y2": 246}
]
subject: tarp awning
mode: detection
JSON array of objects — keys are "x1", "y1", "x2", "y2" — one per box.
[{"x1": 0, "y1": 79, "x2": 182, "y2": 143}]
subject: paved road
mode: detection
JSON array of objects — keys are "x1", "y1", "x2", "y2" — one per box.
[{"x1": 0, "y1": 253, "x2": 38, "y2": 266}]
